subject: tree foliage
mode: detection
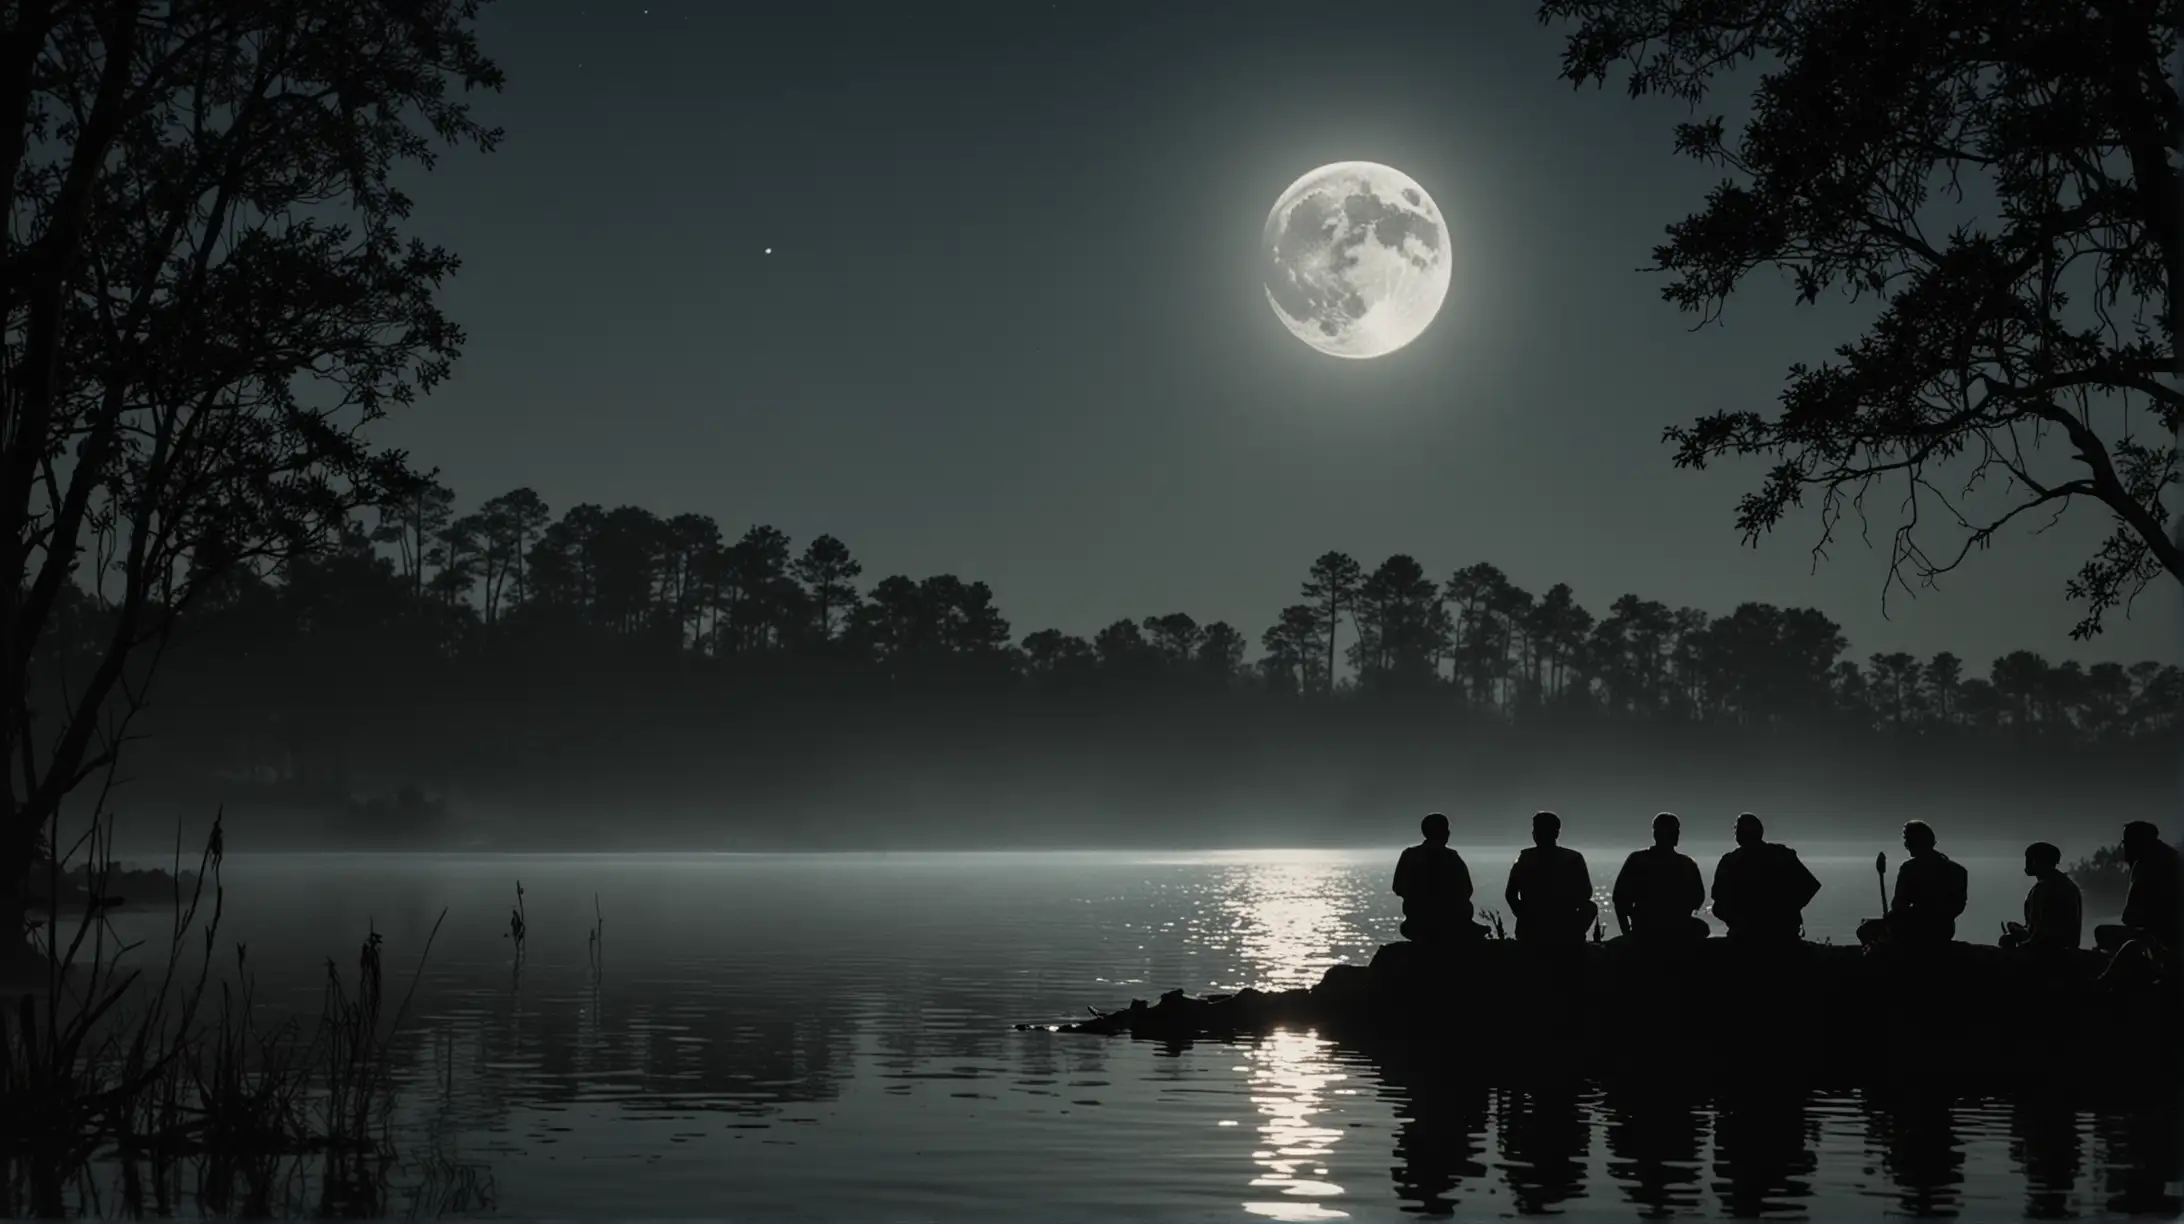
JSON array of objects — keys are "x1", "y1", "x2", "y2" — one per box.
[
  {"x1": 0, "y1": 0, "x2": 502, "y2": 945},
  {"x1": 1540, "y1": 0, "x2": 2181, "y2": 636},
  {"x1": 84, "y1": 486, "x2": 2184, "y2": 810}
]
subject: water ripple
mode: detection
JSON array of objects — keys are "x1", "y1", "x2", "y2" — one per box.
[{"x1": 61, "y1": 849, "x2": 2181, "y2": 1219}]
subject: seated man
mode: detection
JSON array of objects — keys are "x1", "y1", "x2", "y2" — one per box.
[
  {"x1": 1506, "y1": 811, "x2": 1596, "y2": 944},
  {"x1": 2094, "y1": 822, "x2": 2180, "y2": 982},
  {"x1": 1862, "y1": 820, "x2": 1968, "y2": 949},
  {"x1": 2000, "y1": 841, "x2": 2082, "y2": 951},
  {"x1": 1393, "y1": 812, "x2": 1485, "y2": 946},
  {"x1": 1613, "y1": 813, "x2": 1709, "y2": 944},
  {"x1": 1710, "y1": 814, "x2": 1822, "y2": 945}
]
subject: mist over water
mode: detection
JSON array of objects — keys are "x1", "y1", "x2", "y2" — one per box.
[{"x1": 78, "y1": 846, "x2": 2171, "y2": 1219}]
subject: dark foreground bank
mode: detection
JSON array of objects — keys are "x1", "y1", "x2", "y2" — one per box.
[{"x1": 1034, "y1": 938, "x2": 2183, "y2": 1094}]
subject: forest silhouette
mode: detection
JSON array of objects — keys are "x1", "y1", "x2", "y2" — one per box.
[{"x1": 53, "y1": 477, "x2": 2177, "y2": 850}]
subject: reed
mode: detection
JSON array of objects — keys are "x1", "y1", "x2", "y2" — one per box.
[{"x1": 1, "y1": 815, "x2": 454, "y2": 1217}]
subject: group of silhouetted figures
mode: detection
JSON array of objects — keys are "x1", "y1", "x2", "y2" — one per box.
[{"x1": 1393, "y1": 812, "x2": 2182, "y2": 983}]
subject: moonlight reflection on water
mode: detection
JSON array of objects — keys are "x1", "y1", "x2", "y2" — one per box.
[
  {"x1": 1241, "y1": 1029, "x2": 1353, "y2": 1221},
  {"x1": 1207, "y1": 856, "x2": 1374, "y2": 992},
  {"x1": 68, "y1": 848, "x2": 2176, "y2": 1219}
]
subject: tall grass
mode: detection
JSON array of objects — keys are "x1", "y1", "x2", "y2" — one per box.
[{"x1": 1, "y1": 813, "x2": 478, "y2": 1216}]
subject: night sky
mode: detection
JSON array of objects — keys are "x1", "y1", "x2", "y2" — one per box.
[{"x1": 384, "y1": 0, "x2": 2179, "y2": 668}]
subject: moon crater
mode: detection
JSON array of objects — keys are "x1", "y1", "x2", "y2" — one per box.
[{"x1": 1262, "y1": 162, "x2": 1450, "y2": 360}]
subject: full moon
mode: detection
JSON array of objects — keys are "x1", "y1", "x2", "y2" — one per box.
[{"x1": 1262, "y1": 162, "x2": 1450, "y2": 359}]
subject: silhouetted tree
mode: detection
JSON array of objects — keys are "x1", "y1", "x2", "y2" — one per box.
[
  {"x1": 1143, "y1": 613, "x2": 1206, "y2": 669},
  {"x1": 476, "y1": 488, "x2": 551, "y2": 621},
  {"x1": 1542, "y1": 0, "x2": 2181, "y2": 637},
  {"x1": 1709, "y1": 604, "x2": 1846, "y2": 727},
  {"x1": 1259, "y1": 604, "x2": 1323, "y2": 696},
  {"x1": 1867, "y1": 652, "x2": 1923, "y2": 728},
  {"x1": 793, "y1": 535, "x2": 863, "y2": 644},
  {"x1": 1924, "y1": 652, "x2": 1964, "y2": 727},
  {"x1": 375, "y1": 478, "x2": 456, "y2": 600},
  {"x1": 154, "y1": 509, "x2": 2184, "y2": 750},
  {"x1": 1992, "y1": 650, "x2": 2050, "y2": 728},
  {"x1": 591, "y1": 506, "x2": 667, "y2": 640},
  {"x1": 1021, "y1": 628, "x2": 1096, "y2": 690},
  {"x1": 1591, "y1": 595, "x2": 1676, "y2": 718},
  {"x1": 1832, "y1": 661, "x2": 1871, "y2": 725},
  {"x1": 527, "y1": 504, "x2": 605, "y2": 621},
  {"x1": 1092, "y1": 618, "x2": 1152, "y2": 678},
  {"x1": 846, "y1": 576, "x2": 924, "y2": 671},
  {"x1": 0, "y1": 1, "x2": 502, "y2": 954},
  {"x1": 1445, "y1": 562, "x2": 1516, "y2": 709},
  {"x1": 1301, "y1": 552, "x2": 1363, "y2": 694},
  {"x1": 723, "y1": 526, "x2": 800, "y2": 655},
  {"x1": 662, "y1": 514, "x2": 724, "y2": 650},
  {"x1": 1352, "y1": 555, "x2": 1444, "y2": 691},
  {"x1": 428, "y1": 511, "x2": 481, "y2": 609},
  {"x1": 89, "y1": 507, "x2": 2184, "y2": 849},
  {"x1": 1197, "y1": 622, "x2": 1248, "y2": 686},
  {"x1": 1529, "y1": 583, "x2": 1595, "y2": 704},
  {"x1": 922, "y1": 576, "x2": 1011, "y2": 662}
]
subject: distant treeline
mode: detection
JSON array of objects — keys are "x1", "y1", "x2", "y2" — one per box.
[{"x1": 38, "y1": 481, "x2": 2178, "y2": 844}]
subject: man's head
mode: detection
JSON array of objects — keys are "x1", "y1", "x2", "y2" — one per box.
[
  {"x1": 1652, "y1": 812, "x2": 1680, "y2": 848},
  {"x1": 2023, "y1": 842, "x2": 2062, "y2": 877},
  {"x1": 1734, "y1": 813, "x2": 1763, "y2": 847},
  {"x1": 2123, "y1": 820, "x2": 2160, "y2": 863},
  {"x1": 1532, "y1": 810, "x2": 1560, "y2": 847},
  {"x1": 1421, "y1": 812, "x2": 1450, "y2": 846},
  {"x1": 1902, "y1": 820, "x2": 1937, "y2": 854}
]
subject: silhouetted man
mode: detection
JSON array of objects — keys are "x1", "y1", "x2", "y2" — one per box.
[
  {"x1": 2000, "y1": 842, "x2": 2082, "y2": 952},
  {"x1": 1857, "y1": 820, "x2": 1969, "y2": 950},
  {"x1": 1506, "y1": 811, "x2": 1596, "y2": 944},
  {"x1": 2094, "y1": 822, "x2": 2181, "y2": 967},
  {"x1": 1612, "y1": 813, "x2": 1708, "y2": 944},
  {"x1": 1393, "y1": 813, "x2": 1483, "y2": 946},
  {"x1": 1709, "y1": 814, "x2": 1821, "y2": 944}
]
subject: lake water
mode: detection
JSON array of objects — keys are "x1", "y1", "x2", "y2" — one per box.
[{"x1": 75, "y1": 846, "x2": 2184, "y2": 1218}]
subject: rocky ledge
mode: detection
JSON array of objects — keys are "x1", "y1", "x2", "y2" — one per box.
[{"x1": 1026, "y1": 938, "x2": 2182, "y2": 1088}]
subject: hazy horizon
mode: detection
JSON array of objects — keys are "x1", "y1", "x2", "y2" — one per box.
[{"x1": 10, "y1": 1, "x2": 2181, "y2": 1219}]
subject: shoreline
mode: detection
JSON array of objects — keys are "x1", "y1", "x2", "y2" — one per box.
[{"x1": 1040, "y1": 937, "x2": 2184, "y2": 1090}]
